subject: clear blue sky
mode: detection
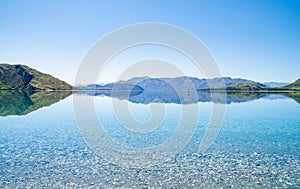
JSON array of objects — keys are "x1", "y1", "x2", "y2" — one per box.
[{"x1": 1, "y1": 0, "x2": 299, "y2": 84}]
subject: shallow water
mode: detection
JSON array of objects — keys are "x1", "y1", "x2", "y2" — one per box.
[{"x1": 0, "y1": 92, "x2": 299, "y2": 188}]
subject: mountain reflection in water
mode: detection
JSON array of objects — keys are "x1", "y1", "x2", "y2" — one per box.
[
  {"x1": 0, "y1": 89, "x2": 298, "y2": 116},
  {"x1": 74, "y1": 89, "x2": 300, "y2": 105},
  {"x1": 0, "y1": 91, "x2": 71, "y2": 116}
]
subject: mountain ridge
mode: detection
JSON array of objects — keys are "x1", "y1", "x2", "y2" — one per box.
[
  {"x1": 80, "y1": 76, "x2": 300, "y2": 93},
  {"x1": 0, "y1": 63, "x2": 72, "y2": 91},
  {"x1": 1, "y1": 63, "x2": 299, "y2": 92},
  {"x1": 281, "y1": 78, "x2": 300, "y2": 90},
  {"x1": 81, "y1": 76, "x2": 265, "y2": 91}
]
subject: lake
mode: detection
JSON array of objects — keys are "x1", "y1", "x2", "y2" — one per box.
[{"x1": 0, "y1": 91, "x2": 299, "y2": 188}]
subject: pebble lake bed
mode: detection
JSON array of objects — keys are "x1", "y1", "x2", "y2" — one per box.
[{"x1": 0, "y1": 93, "x2": 299, "y2": 188}]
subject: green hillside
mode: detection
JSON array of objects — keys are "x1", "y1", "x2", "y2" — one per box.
[
  {"x1": 202, "y1": 83, "x2": 268, "y2": 91},
  {"x1": 225, "y1": 83, "x2": 267, "y2": 90},
  {"x1": 0, "y1": 63, "x2": 72, "y2": 91},
  {"x1": 281, "y1": 79, "x2": 300, "y2": 90}
]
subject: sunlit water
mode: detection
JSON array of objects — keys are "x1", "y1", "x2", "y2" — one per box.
[{"x1": 0, "y1": 93, "x2": 299, "y2": 188}]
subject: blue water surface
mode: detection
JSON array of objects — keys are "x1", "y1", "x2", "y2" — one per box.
[{"x1": 0, "y1": 94, "x2": 299, "y2": 188}]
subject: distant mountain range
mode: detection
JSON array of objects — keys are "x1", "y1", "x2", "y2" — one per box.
[
  {"x1": 0, "y1": 64, "x2": 72, "y2": 91},
  {"x1": 78, "y1": 76, "x2": 300, "y2": 91},
  {"x1": 263, "y1": 82, "x2": 288, "y2": 88},
  {"x1": 127, "y1": 76, "x2": 265, "y2": 89},
  {"x1": 78, "y1": 76, "x2": 266, "y2": 91},
  {"x1": 1, "y1": 63, "x2": 299, "y2": 92}
]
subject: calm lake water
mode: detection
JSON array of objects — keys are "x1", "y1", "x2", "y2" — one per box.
[{"x1": 0, "y1": 92, "x2": 299, "y2": 188}]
